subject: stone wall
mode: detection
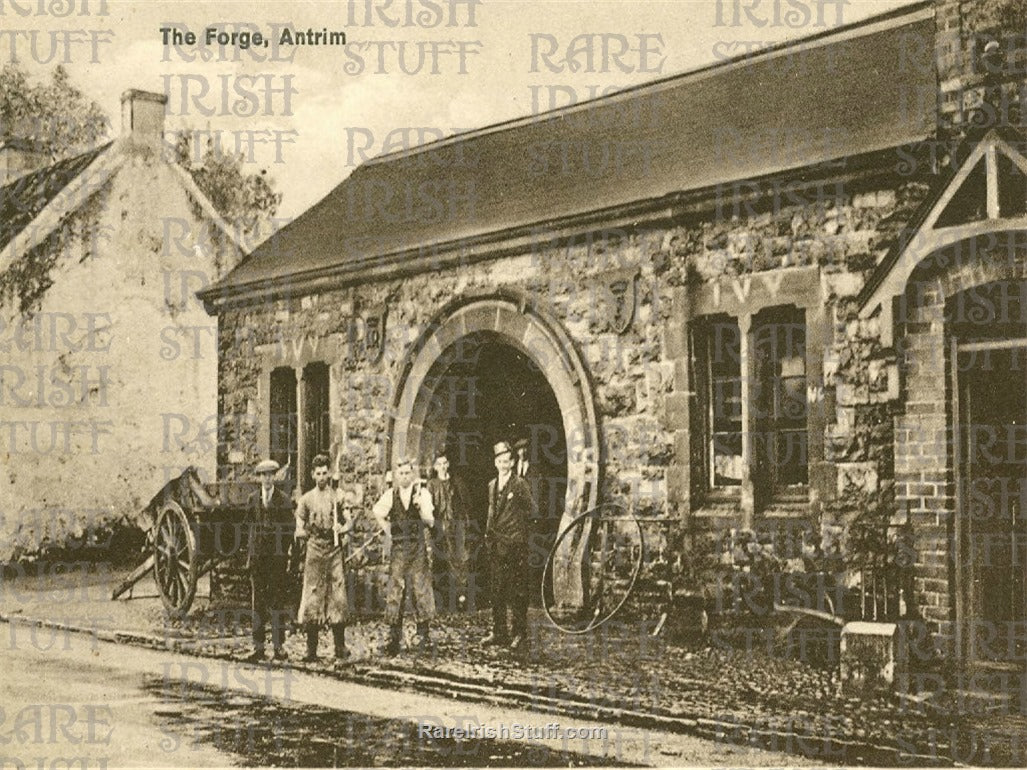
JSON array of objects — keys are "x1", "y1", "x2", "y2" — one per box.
[{"x1": 215, "y1": 166, "x2": 929, "y2": 616}]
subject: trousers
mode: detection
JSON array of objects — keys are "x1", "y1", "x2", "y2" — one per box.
[
  {"x1": 250, "y1": 555, "x2": 289, "y2": 651},
  {"x1": 384, "y1": 536, "x2": 435, "y2": 624},
  {"x1": 489, "y1": 539, "x2": 527, "y2": 639}
]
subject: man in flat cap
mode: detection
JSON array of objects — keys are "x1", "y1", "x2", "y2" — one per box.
[
  {"x1": 483, "y1": 441, "x2": 537, "y2": 652},
  {"x1": 245, "y1": 459, "x2": 295, "y2": 662},
  {"x1": 295, "y1": 453, "x2": 353, "y2": 663}
]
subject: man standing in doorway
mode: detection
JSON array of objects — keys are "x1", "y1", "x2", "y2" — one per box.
[
  {"x1": 295, "y1": 453, "x2": 352, "y2": 664},
  {"x1": 484, "y1": 441, "x2": 537, "y2": 652},
  {"x1": 372, "y1": 458, "x2": 436, "y2": 655},
  {"x1": 244, "y1": 459, "x2": 294, "y2": 663},
  {"x1": 427, "y1": 453, "x2": 472, "y2": 612}
]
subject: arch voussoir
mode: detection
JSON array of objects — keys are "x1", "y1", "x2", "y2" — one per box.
[{"x1": 390, "y1": 290, "x2": 600, "y2": 610}]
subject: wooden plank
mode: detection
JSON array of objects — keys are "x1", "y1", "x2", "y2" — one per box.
[
  {"x1": 987, "y1": 144, "x2": 1000, "y2": 220},
  {"x1": 956, "y1": 337, "x2": 1027, "y2": 352},
  {"x1": 110, "y1": 555, "x2": 154, "y2": 600},
  {"x1": 773, "y1": 601, "x2": 845, "y2": 626}
]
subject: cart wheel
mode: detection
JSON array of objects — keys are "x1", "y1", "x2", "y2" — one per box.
[
  {"x1": 153, "y1": 501, "x2": 198, "y2": 615},
  {"x1": 542, "y1": 503, "x2": 644, "y2": 634}
]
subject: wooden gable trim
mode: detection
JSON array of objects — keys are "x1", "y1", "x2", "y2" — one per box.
[{"x1": 859, "y1": 130, "x2": 1027, "y2": 345}]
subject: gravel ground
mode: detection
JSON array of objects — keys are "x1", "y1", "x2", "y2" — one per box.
[{"x1": 2, "y1": 564, "x2": 1024, "y2": 766}]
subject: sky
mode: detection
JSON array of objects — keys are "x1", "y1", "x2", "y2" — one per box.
[{"x1": 5, "y1": 0, "x2": 922, "y2": 220}]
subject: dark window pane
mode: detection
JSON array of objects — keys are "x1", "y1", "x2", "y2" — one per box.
[
  {"x1": 775, "y1": 430, "x2": 808, "y2": 486},
  {"x1": 777, "y1": 376, "x2": 807, "y2": 424},
  {"x1": 270, "y1": 367, "x2": 298, "y2": 474},
  {"x1": 712, "y1": 376, "x2": 742, "y2": 426}
]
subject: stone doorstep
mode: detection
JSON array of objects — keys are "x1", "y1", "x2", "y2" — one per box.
[{"x1": 0, "y1": 609, "x2": 964, "y2": 766}]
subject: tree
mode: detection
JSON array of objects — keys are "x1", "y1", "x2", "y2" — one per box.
[
  {"x1": 2, "y1": 62, "x2": 282, "y2": 237},
  {"x1": 0, "y1": 63, "x2": 109, "y2": 161},
  {"x1": 172, "y1": 133, "x2": 282, "y2": 240}
]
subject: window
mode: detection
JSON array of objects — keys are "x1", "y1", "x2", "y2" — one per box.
[
  {"x1": 753, "y1": 306, "x2": 808, "y2": 493},
  {"x1": 269, "y1": 367, "x2": 297, "y2": 475},
  {"x1": 302, "y1": 362, "x2": 331, "y2": 490},
  {"x1": 691, "y1": 316, "x2": 743, "y2": 495},
  {"x1": 691, "y1": 306, "x2": 808, "y2": 507}
]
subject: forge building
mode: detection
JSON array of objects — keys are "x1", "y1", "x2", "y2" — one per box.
[{"x1": 200, "y1": 1, "x2": 1027, "y2": 668}]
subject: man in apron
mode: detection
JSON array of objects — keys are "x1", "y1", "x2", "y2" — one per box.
[{"x1": 295, "y1": 454, "x2": 352, "y2": 663}]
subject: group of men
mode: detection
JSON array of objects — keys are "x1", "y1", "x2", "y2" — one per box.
[{"x1": 243, "y1": 439, "x2": 538, "y2": 664}]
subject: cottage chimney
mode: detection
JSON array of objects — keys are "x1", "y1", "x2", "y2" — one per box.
[
  {"x1": 0, "y1": 138, "x2": 48, "y2": 185},
  {"x1": 120, "y1": 89, "x2": 167, "y2": 149}
]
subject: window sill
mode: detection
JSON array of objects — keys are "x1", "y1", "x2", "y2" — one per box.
[
  {"x1": 761, "y1": 486, "x2": 811, "y2": 518},
  {"x1": 693, "y1": 489, "x2": 742, "y2": 519}
]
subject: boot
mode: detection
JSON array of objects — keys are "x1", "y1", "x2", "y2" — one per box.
[
  {"x1": 385, "y1": 623, "x2": 402, "y2": 656},
  {"x1": 415, "y1": 620, "x2": 430, "y2": 653},
  {"x1": 302, "y1": 624, "x2": 319, "y2": 663},
  {"x1": 332, "y1": 623, "x2": 349, "y2": 661}
]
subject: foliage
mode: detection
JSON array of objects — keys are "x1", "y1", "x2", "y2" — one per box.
[
  {"x1": 173, "y1": 133, "x2": 282, "y2": 240},
  {"x1": 0, "y1": 230, "x2": 62, "y2": 314},
  {"x1": 964, "y1": 0, "x2": 1027, "y2": 35},
  {"x1": 1, "y1": 63, "x2": 281, "y2": 239},
  {"x1": 0, "y1": 63, "x2": 109, "y2": 161},
  {"x1": 0, "y1": 189, "x2": 108, "y2": 316}
]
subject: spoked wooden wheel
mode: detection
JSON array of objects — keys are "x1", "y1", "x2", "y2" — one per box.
[
  {"x1": 153, "y1": 501, "x2": 198, "y2": 615},
  {"x1": 542, "y1": 503, "x2": 644, "y2": 634}
]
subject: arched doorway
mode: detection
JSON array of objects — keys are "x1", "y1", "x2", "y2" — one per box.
[
  {"x1": 413, "y1": 332, "x2": 569, "y2": 605},
  {"x1": 390, "y1": 292, "x2": 600, "y2": 610}
]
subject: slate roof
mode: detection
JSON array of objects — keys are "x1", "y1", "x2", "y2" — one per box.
[
  {"x1": 206, "y1": 1, "x2": 939, "y2": 296},
  {"x1": 0, "y1": 142, "x2": 113, "y2": 252}
]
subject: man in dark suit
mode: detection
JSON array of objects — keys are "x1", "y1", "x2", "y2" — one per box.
[
  {"x1": 513, "y1": 436, "x2": 544, "y2": 501},
  {"x1": 427, "y1": 453, "x2": 472, "y2": 612},
  {"x1": 483, "y1": 441, "x2": 537, "y2": 652},
  {"x1": 244, "y1": 459, "x2": 295, "y2": 662}
]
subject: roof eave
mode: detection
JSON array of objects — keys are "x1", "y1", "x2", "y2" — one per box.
[{"x1": 200, "y1": 142, "x2": 924, "y2": 312}]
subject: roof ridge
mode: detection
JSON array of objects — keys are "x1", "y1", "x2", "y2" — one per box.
[{"x1": 365, "y1": 0, "x2": 934, "y2": 166}]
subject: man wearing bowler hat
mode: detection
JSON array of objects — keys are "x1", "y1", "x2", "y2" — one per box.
[
  {"x1": 483, "y1": 441, "x2": 537, "y2": 652},
  {"x1": 245, "y1": 459, "x2": 295, "y2": 662}
]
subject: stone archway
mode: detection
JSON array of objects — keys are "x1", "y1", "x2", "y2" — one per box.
[{"x1": 389, "y1": 290, "x2": 600, "y2": 609}]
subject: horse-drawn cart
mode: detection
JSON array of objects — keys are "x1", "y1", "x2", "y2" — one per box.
[{"x1": 111, "y1": 467, "x2": 265, "y2": 614}]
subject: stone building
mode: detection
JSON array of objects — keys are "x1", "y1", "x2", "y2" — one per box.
[
  {"x1": 200, "y1": 0, "x2": 1027, "y2": 667},
  {"x1": 0, "y1": 90, "x2": 241, "y2": 561}
]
